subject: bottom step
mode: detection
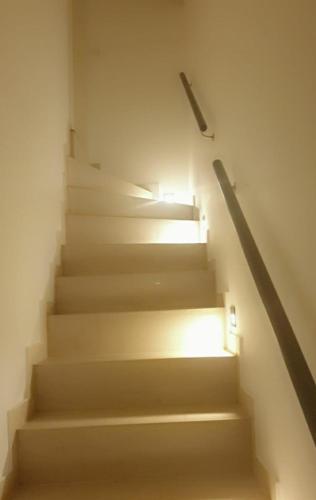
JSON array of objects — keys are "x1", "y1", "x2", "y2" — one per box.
[{"x1": 10, "y1": 475, "x2": 269, "y2": 499}]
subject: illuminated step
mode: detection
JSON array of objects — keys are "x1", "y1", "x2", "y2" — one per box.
[
  {"x1": 66, "y1": 214, "x2": 200, "y2": 245},
  {"x1": 18, "y1": 409, "x2": 251, "y2": 483},
  {"x1": 33, "y1": 356, "x2": 238, "y2": 413},
  {"x1": 48, "y1": 308, "x2": 225, "y2": 360},
  {"x1": 55, "y1": 270, "x2": 216, "y2": 314},
  {"x1": 66, "y1": 158, "x2": 152, "y2": 199},
  {"x1": 68, "y1": 187, "x2": 196, "y2": 220},
  {"x1": 62, "y1": 243, "x2": 207, "y2": 276}
]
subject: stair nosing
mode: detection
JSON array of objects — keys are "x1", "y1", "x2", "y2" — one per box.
[
  {"x1": 37, "y1": 351, "x2": 235, "y2": 367},
  {"x1": 56, "y1": 269, "x2": 212, "y2": 282},
  {"x1": 67, "y1": 211, "x2": 195, "y2": 221},
  {"x1": 62, "y1": 242, "x2": 206, "y2": 249},
  {"x1": 22, "y1": 408, "x2": 248, "y2": 432},
  {"x1": 49, "y1": 306, "x2": 223, "y2": 317},
  {"x1": 66, "y1": 213, "x2": 198, "y2": 223}
]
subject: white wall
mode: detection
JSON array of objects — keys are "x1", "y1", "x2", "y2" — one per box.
[
  {"x1": 73, "y1": 0, "x2": 191, "y2": 200},
  {"x1": 184, "y1": 1, "x2": 316, "y2": 499},
  {"x1": 0, "y1": 0, "x2": 70, "y2": 480}
]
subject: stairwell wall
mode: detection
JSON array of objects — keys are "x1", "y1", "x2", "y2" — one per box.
[
  {"x1": 73, "y1": 0, "x2": 192, "y2": 201},
  {"x1": 0, "y1": 0, "x2": 71, "y2": 486},
  {"x1": 184, "y1": 1, "x2": 316, "y2": 499}
]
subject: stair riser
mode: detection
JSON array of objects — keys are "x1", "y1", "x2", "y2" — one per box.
[
  {"x1": 18, "y1": 419, "x2": 252, "y2": 483},
  {"x1": 55, "y1": 271, "x2": 216, "y2": 314},
  {"x1": 66, "y1": 215, "x2": 200, "y2": 245},
  {"x1": 62, "y1": 243, "x2": 207, "y2": 276},
  {"x1": 9, "y1": 480, "x2": 271, "y2": 499},
  {"x1": 48, "y1": 309, "x2": 225, "y2": 360},
  {"x1": 34, "y1": 357, "x2": 238, "y2": 412},
  {"x1": 68, "y1": 188, "x2": 195, "y2": 220}
]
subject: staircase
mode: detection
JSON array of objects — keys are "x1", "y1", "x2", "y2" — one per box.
[{"x1": 10, "y1": 159, "x2": 269, "y2": 499}]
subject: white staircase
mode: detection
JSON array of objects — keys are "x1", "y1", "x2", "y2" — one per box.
[{"x1": 10, "y1": 160, "x2": 269, "y2": 499}]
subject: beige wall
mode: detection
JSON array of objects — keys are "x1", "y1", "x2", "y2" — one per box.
[
  {"x1": 184, "y1": 1, "x2": 316, "y2": 498},
  {"x1": 73, "y1": 0, "x2": 191, "y2": 199},
  {"x1": 0, "y1": 0, "x2": 70, "y2": 480}
]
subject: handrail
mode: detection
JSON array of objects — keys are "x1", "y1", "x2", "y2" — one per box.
[
  {"x1": 213, "y1": 159, "x2": 316, "y2": 445},
  {"x1": 179, "y1": 72, "x2": 215, "y2": 139}
]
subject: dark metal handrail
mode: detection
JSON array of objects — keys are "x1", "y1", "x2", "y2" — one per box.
[
  {"x1": 179, "y1": 72, "x2": 214, "y2": 139},
  {"x1": 213, "y1": 159, "x2": 316, "y2": 445}
]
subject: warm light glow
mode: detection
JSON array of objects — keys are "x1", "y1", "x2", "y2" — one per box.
[
  {"x1": 159, "y1": 188, "x2": 194, "y2": 206},
  {"x1": 163, "y1": 192, "x2": 176, "y2": 203},
  {"x1": 157, "y1": 220, "x2": 200, "y2": 243},
  {"x1": 180, "y1": 313, "x2": 226, "y2": 357}
]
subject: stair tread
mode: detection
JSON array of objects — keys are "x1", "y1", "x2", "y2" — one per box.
[
  {"x1": 57, "y1": 268, "x2": 212, "y2": 281},
  {"x1": 49, "y1": 306, "x2": 223, "y2": 320},
  {"x1": 67, "y1": 183, "x2": 153, "y2": 198},
  {"x1": 67, "y1": 210, "x2": 194, "y2": 221},
  {"x1": 67, "y1": 213, "x2": 196, "y2": 222},
  {"x1": 64, "y1": 242, "x2": 205, "y2": 248},
  {"x1": 24, "y1": 406, "x2": 246, "y2": 431},
  {"x1": 40, "y1": 351, "x2": 233, "y2": 365},
  {"x1": 68, "y1": 185, "x2": 195, "y2": 208},
  {"x1": 44, "y1": 351, "x2": 232, "y2": 363},
  {"x1": 62, "y1": 243, "x2": 206, "y2": 256},
  {"x1": 10, "y1": 475, "x2": 269, "y2": 499}
]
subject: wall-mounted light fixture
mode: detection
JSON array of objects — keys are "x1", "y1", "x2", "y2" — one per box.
[
  {"x1": 228, "y1": 305, "x2": 239, "y2": 355},
  {"x1": 200, "y1": 214, "x2": 208, "y2": 243},
  {"x1": 229, "y1": 305, "x2": 237, "y2": 333}
]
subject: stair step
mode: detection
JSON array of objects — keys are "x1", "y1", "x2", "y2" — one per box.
[
  {"x1": 66, "y1": 214, "x2": 200, "y2": 245},
  {"x1": 34, "y1": 356, "x2": 238, "y2": 412},
  {"x1": 48, "y1": 308, "x2": 225, "y2": 360},
  {"x1": 25, "y1": 407, "x2": 246, "y2": 429},
  {"x1": 55, "y1": 270, "x2": 216, "y2": 314},
  {"x1": 67, "y1": 158, "x2": 152, "y2": 199},
  {"x1": 68, "y1": 187, "x2": 196, "y2": 220},
  {"x1": 18, "y1": 409, "x2": 251, "y2": 483},
  {"x1": 10, "y1": 475, "x2": 269, "y2": 499},
  {"x1": 62, "y1": 243, "x2": 207, "y2": 276}
]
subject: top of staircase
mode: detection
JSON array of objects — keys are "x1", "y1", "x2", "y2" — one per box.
[{"x1": 67, "y1": 157, "x2": 153, "y2": 199}]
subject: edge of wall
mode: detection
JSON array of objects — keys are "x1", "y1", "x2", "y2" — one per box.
[
  {"x1": 240, "y1": 388, "x2": 278, "y2": 500},
  {"x1": 0, "y1": 227, "x2": 65, "y2": 499},
  {"x1": 0, "y1": 338, "x2": 48, "y2": 500},
  {"x1": 219, "y1": 284, "x2": 276, "y2": 499}
]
